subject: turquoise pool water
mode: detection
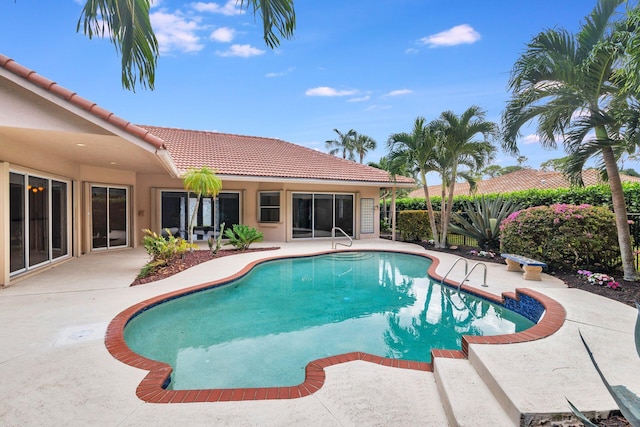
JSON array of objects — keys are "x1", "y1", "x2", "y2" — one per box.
[{"x1": 124, "y1": 251, "x2": 534, "y2": 390}]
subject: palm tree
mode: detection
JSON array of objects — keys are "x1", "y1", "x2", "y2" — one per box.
[
  {"x1": 77, "y1": 0, "x2": 296, "y2": 91},
  {"x1": 352, "y1": 133, "x2": 377, "y2": 164},
  {"x1": 326, "y1": 128, "x2": 356, "y2": 160},
  {"x1": 182, "y1": 167, "x2": 223, "y2": 245},
  {"x1": 436, "y1": 106, "x2": 497, "y2": 248},
  {"x1": 387, "y1": 117, "x2": 443, "y2": 247},
  {"x1": 502, "y1": 0, "x2": 640, "y2": 281}
]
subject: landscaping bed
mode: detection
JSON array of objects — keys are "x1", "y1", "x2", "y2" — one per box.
[
  {"x1": 419, "y1": 242, "x2": 640, "y2": 309},
  {"x1": 130, "y1": 247, "x2": 280, "y2": 286}
]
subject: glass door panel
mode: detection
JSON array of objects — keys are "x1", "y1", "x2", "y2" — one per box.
[
  {"x1": 9, "y1": 173, "x2": 25, "y2": 273},
  {"x1": 218, "y1": 193, "x2": 240, "y2": 233},
  {"x1": 335, "y1": 195, "x2": 354, "y2": 236},
  {"x1": 313, "y1": 194, "x2": 334, "y2": 238},
  {"x1": 292, "y1": 194, "x2": 312, "y2": 238},
  {"x1": 92, "y1": 187, "x2": 108, "y2": 249},
  {"x1": 28, "y1": 177, "x2": 49, "y2": 267},
  {"x1": 108, "y1": 188, "x2": 128, "y2": 247},
  {"x1": 51, "y1": 180, "x2": 68, "y2": 259}
]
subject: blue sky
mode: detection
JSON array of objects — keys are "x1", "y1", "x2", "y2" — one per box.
[{"x1": 0, "y1": 0, "x2": 620, "y2": 173}]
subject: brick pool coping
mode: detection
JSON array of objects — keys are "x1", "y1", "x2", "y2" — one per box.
[{"x1": 105, "y1": 249, "x2": 566, "y2": 403}]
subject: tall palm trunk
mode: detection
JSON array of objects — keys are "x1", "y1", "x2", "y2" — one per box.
[
  {"x1": 439, "y1": 163, "x2": 458, "y2": 249},
  {"x1": 188, "y1": 192, "x2": 201, "y2": 245},
  {"x1": 601, "y1": 144, "x2": 638, "y2": 280},
  {"x1": 421, "y1": 170, "x2": 440, "y2": 247}
]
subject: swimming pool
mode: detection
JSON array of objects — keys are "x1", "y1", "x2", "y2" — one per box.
[{"x1": 122, "y1": 251, "x2": 535, "y2": 391}]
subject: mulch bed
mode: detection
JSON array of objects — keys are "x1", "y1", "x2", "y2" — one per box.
[
  {"x1": 417, "y1": 242, "x2": 640, "y2": 309},
  {"x1": 130, "y1": 247, "x2": 280, "y2": 286}
]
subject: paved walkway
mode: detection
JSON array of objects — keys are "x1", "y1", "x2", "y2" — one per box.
[{"x1": 0, "y1": 239, "x2": 638, "y2": 426}]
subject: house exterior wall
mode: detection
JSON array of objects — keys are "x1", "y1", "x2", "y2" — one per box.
[{"x1": 140, "y1": 177, "x2": 381, "y2": 244}]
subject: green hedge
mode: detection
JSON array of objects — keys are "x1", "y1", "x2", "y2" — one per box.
[
  {"x1": 397, "y1": 210, "x2": 440, "y2": 241},
  {"x1": 393, "y1": 182, "x2": 640, "y2": 213}
]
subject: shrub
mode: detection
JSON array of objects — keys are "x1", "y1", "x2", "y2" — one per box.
[
  {"x1": 499, "y1": 204, "x2": 621, "y2": 271},
  {"x1": 138, "y1": 229, "x2": 196, "y2": 278},
  {"x1": 224, "y1": 224, "x2": 263, "y2": 252},
  {"x1": 396, "y1": 210, "x2": 440, "y2": 241}
]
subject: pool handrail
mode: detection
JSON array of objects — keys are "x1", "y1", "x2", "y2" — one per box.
[
  {"x1": 331, "y1": 227, "x2": 353, "y2": 249},
  {"x1": 440, "y1": 257, "x2": 469, "y2": 286},
  {"x1": 457, "y1": 262, "x2": 488, "y2": 291}
]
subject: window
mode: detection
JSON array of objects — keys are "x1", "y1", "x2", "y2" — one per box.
[{"x1": 258, "y1": 191, "x2": 280, "y2": 223}]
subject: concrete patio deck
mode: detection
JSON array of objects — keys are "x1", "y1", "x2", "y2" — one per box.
[{"x1": 0, "y1": 239, "x2": 638, "y2": 426}]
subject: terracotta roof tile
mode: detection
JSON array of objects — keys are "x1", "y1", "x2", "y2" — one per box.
[
  {"x1": 407, "y1": 168, "x2": 640, "y2": 198},
  {"x1": 0, "y1": 54, "x2": 165, "y2": 150},
  {"x1": 141, "y1": 125, "x2": 412, "y2": 184}
]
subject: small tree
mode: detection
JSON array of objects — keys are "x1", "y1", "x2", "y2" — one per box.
[{"x1": 182, "y1": 167, "x2": 222, "y2": 245}]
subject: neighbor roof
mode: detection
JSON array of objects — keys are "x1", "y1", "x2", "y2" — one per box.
[
  {"x1": 142, "y1": 125, "x2": 413, "y2": 185},
  {"x1": 407, "y1": 168, "x2": 640, "y2": 198}
]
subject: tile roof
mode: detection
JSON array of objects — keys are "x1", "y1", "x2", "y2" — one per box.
[
  {"x1": 407, "y1": 168, "x2": 640, "y2": 198},
  {"x1": 141, "y1": 125, "x2": 413, "y2": 184},
  {"x1": 1, "y1": 53, "x2": 411, "y2": 186},
  {"x1": 0, "y1": 54, "x2": 165, "y2": 149}
]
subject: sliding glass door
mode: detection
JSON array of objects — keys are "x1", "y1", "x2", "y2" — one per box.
[
  {"x1": 292, "y1": 193, "x2": 354, "y2": 239},
  {"x1": 91, "y1": 186, "x2": 129, "y2": 250},
  {"x1": 9, "y1": 171, "x2": 70, "y2": 275},
  {"x1": 160, "y1": 191, "x2": 240, "y2": 240}
]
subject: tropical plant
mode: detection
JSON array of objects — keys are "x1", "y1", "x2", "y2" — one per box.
[
  {"x1": 326, "y1": 128, "x2": 356, "y2": 160},
  {"x1": 448, "y1": 196, "x2": 521, "y2": 251},
  {"x1": 139, "y1": 228, "x2": 196, "y2": 278},
  {"x1": 387, "y1": 117, "x2": 443, "y2": 247},
  {"x1": 182, "y1": 167, "x2": 223, "y2": 245},
  {"x1": 352, "y1": 133, "x2": 377, "y2": 164},
  {"x1": 224, "y1": 224, "x2": 263, "y2": 251},
  {"x1": 77, "y1": 0, "x2": 296, "y2": 91},
  {"x1": 501, "y1": 0, "x2": 639, "y2": 280},
  {"x1": 207, "y1": 222, "x2": 226, "y2": 255},
  {"x1": 567, "y1": 303, "x2": 640, "y2": 426},
  {"x1": 436, "y1": 106, "x2": 498, "y2": 248}
]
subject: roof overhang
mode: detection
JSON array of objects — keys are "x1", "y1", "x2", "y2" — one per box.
[
  {"x1": 210, "y1": 174, "x2": 416, "y2": 188},
  {"x1": 0, "y1": 62, "x2": 179, "y2": 178}
]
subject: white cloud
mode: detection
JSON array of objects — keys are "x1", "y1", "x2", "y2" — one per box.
[
  {"x1": 521, "y1": 134, "x2": 541, "y2": 145},
  {"x1": 386, "y1": 89, "x2": 412, "y2": 97},
  {"x1": 151, "y1": 11, "x2": 204, "y2": 53},
  {"x1": 210, "y1": 27, "x2": 235, "y2": 42},
  {"x1": 365, "y1": 105, "x2": 392, "y2": 112},
  {"x1": 348, "y1": 95, "x2": 370, "y2": 102},
  {"x1": 305, "y1": 87, "x2": 358, "y2": 97},
  {"x1": 419, "y1": 24, "x2": 481, "y2": 47},
  {"x1": 190, "y1": 1, "x2": 244, "y2": 16},
  {"x1": 216, "y1": 44, "x2": 265, "y2": 57},
  {"x1": 405, "y1": 47, "x2": 419, "y2": 54},
  {"x1": 265, "y1": 67, "x2": 294, "y2": 78}
]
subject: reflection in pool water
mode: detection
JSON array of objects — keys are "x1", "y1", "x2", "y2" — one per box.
[{"x1": 124, "y1": 251, "x2": 534, "y2": 389}]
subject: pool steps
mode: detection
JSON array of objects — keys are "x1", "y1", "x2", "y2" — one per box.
[{"x1": 434, "y1": 356, "x2": 516, "y2": 426}]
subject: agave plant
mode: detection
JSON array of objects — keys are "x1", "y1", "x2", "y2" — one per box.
[
  {"x1": 568, "y1": 303, "x2": 640, "y2": 427},
  {"x1": 448, "y1": 196, "x2": 521, "y2": 251}
]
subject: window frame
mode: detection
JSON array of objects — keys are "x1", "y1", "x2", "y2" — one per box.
[{"x1": 258, "y1": 191, "x2": 281, "y2": 223}]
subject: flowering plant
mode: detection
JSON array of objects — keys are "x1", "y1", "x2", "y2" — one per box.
[
  {"x1": 470, "y1": 250, "x2": 496, "y2": 258},
  {"x1": 577, "y1": 270, "x2": 621, "y2": 290}
]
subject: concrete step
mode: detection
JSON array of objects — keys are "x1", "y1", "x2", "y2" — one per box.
[{"x1": 434, "y1": 357, "x2": 517, "y2": 427}]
